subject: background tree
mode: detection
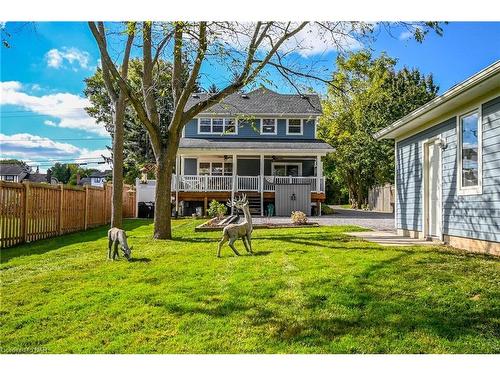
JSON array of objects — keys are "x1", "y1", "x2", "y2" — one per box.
[
  {"x1": 48, "y1": 163, "x2": 71, "y2": 184},
  {"x1": 89, "y1": 21, "x2": 442, "y2": 239},
  {"x1": 319, "y1": 51, "x2": 438, "y2": 208},
  {"x1": 85, "y1": 58, "x2": 198, "y2": 185}
]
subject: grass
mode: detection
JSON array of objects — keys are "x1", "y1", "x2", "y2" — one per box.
[{"x1": 1, "y1": 219, "x2": 499, "y2": 354}]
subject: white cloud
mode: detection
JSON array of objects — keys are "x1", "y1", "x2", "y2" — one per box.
[
  {"x1": 399, "y1": 30, "x2": 413, "y2": 41},
  {"x1": 1, "y1": 81, "x2": 107, "y2": 136},
  {"x1": 214, "y1": 22, "x2": 365, "y2": 59},
  {"x1": 44, "y1": 120, "x2": 57, "y2": 126},
  {"x1": 284, "y1": 23, "x2": 364, "y2": 57},
  {"x1": 0, "y1": 133, "x2": 111, "y2": 172},
  {"x1": 45, "y1": 47, "x2": 90, "y2": 70}
]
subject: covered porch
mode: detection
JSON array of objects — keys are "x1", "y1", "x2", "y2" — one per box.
[
  {"x1": 174, "y1": 154, "x2": 325, "y2": 193},
  {"x1": 172, "y1": 152, "x2": 326, "y2": 216}
]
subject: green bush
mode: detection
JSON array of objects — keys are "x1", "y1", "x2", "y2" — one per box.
[
  {"x1": 321, "y1": 204, "x2": 335, "y2": 215},
  {"x1": 207, "y1": 200, "x2": 227, "y2": 219}
]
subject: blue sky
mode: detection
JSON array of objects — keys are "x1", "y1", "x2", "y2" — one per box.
[{"x1": 1, "y1": 22, "x2": 499, "y2": 171}]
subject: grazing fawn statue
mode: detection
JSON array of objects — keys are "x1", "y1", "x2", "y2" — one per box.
[
  {"x1": 107, "y1": 228, "x2": 132, "y2": 261},
  {"x1": 217, "y1": 194, "x2": 254, "y2": 257}
]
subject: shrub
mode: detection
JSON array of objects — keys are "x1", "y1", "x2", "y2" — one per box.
[
  {"x1": 321, "y1": 204, "x2": 335, "y2": 215},
  {"x1": 291, "y1": 210, "x2": 307, "y2": 225},
  {"x1": 207, "y1": 200, "x2": 227, "y2": 219}
]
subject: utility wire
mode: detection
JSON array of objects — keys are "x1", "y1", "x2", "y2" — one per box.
[{"x1": 1, "y1": 137, "x2": 110, "y2": 142}]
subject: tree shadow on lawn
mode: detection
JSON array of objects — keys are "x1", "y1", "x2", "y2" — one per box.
[
  {"x1": 0, "y1": 219, "x2": 151, "y2": 263},
  {"x1": 160, "y1": 251, "x2": 499, "y2": 352}
]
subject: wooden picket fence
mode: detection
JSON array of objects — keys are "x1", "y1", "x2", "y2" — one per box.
[{"x1": 0, "y1": 181, "x2": 136, "y2": 248}]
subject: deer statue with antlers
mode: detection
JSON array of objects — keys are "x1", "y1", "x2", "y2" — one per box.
[{"x1": 217, "y1": 194, "x2": 254, "y2": 257}]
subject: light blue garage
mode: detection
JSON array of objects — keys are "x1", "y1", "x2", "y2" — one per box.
[{"x1": 375, "y1": 61, "x2": 500, "y2": 255}]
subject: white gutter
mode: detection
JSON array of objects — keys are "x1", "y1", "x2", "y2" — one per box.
[{"x1": 374, "y1": 60, "x2": 500, "y2": 140}]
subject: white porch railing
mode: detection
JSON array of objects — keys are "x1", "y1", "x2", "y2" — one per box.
[
  {"x1": 237, "y1": 176, "x2": 260, "y2": 191},
  {"x1": 172, "y1": 175, "x2": 325, "y2": 193}
]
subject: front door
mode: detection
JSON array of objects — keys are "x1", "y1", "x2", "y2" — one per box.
[{"x1": 424, "y1": 140, "x2": 442, "y2": 239}]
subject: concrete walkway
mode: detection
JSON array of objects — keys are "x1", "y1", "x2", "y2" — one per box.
[{"x1": 344, "y1": 231, "x2": 440, "y2": 247}]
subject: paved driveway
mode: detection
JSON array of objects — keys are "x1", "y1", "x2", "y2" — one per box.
[{"x1": 253, "y1": 206, "x2": 395, "y2": 231}]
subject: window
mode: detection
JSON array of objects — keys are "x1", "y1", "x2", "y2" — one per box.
[
  {"x1": 198, "y1": 161, "x2": 233, "y2": 176},
  {"x1": 287, "y1": 119, "x2": 303, "y2": 135},
  {"x1": 261, "y1": 118, "x2": 277, "y2": 134},
  {"x1": 199, "y1": 162, "x2": 211, "y2": 175},
  {"x1": 458, "y1": 109, "x2": 482, "y2": 194},
  {"x1": 198, "y1": 118, "x2": 237, "y2": 134},
  {"x1": 199, "y1": 118, "x2": 211, "y2": 133},
  {"x1": 4, "y1": 175, "x2": 15, "y2": 181},
  {"x1": 272, "y1": 162, "x2": 302, "y2": 177}
]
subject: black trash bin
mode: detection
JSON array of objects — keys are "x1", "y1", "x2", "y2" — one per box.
[
  {"x1": 138, "y1": 202, "x2": 155, "y2": 218},
  {"x1": 147, "y1": 202, "x2": 155, "y2": 218}
]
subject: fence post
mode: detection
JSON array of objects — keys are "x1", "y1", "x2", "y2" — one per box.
[
  {"x1": 84, "y1": 185, "x2": 89, "y2": 230},
  {"x1": 102, "y1": 183, "x2": 106, "y2": 225},
  {"x1": 58, "y1": 184, "x2": 64, "y2": 235},
  {"x1": 22, "y1": 181, "x2": 30, "y2": 243}
]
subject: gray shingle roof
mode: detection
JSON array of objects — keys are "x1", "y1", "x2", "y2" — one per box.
[
  {"x1": 0, "y1": 163, "x2": 28, "y2": 176},
  {"x1": 179, "y1": 137, "x2": 333, "y2": 151},
  {"x1": 27, "y1": 173, "x2": 59, "y2": 184},
  {"x1": 186, "y1": 87, "x2": 322, "y2": 116}
]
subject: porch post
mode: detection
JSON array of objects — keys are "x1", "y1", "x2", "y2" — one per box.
[
  {"x1": 260, "y1": 154, "x2": 264, "y2": 216},
  {"x1": 316, "y1": 155, "x2": 322, "y2": 193},
  {"x1": 231, "y1": 154, "x2": 237, "y2": 215},
  {"x1": 317, "y1": 155, "x2": 322, "y2": 217},
  {"x1": 175, "y1": 155, "x2": 180, "y2": 216}
]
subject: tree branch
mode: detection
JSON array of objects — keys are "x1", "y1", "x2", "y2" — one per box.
[{"x1": 88, "y1": 21, "x2": 161, "y2": 155}]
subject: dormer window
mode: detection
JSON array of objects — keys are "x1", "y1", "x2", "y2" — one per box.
[
  {"x1": 287, "y1": 119, "x2": 303, "y2": 135},
  {"x1": 198, "y1": 118, "x2": 237, "y2": 134},
  {"x1": 261, "y1": 119, "x2": 277, "y2": 135}
]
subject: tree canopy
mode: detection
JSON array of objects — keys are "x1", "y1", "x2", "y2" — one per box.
[{"x1": 319, "y1": 51, "x2": 439, "y2": 207}]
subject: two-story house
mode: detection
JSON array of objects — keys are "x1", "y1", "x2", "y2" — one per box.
[{"x1": 136, "y1": 87, "x2": 333, "y2": 217}]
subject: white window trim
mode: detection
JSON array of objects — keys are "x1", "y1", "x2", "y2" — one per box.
[
  {"x1": 260, "y1": 118, "x2": 278, "y2": 135},
  {"x1": 271, "y1": 162, "x2": 302, "y2": 177},
  {"x1": 457, "y1": 107, "x2": 482, "y2": 196},
  {"x1": 197, "y1": 118, "x2": 238, "y2": 135},
  {"x1": 286, "y1": 119, "x2": 303, "y2": 136},
  {"x1": 197, "y1": 158, "x2": 233, "y2": 176}
]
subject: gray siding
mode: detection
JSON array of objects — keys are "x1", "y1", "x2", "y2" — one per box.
[
  {"x1": 396, "y1": 95, "x2": 500, "y2": 243},
  {"x1": 184, "y1": 118, "x2": 315, "y2": 139}
]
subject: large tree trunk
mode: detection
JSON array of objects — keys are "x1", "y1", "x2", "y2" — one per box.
[
  {"x1": 153, "y1": 147, "x2": 176, "y2": 239},
  {"x1": 111, "y1": 95, "x2": 126, "y2": 228}
]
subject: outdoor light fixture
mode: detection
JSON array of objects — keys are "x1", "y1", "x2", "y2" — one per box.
[{"x1": 437, "y1": 138, "x2": 448, "y2": 150}]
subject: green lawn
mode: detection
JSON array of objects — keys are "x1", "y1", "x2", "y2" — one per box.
[{"x1": 1, "y1": 219, "x2": 499, "y2": 354}]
